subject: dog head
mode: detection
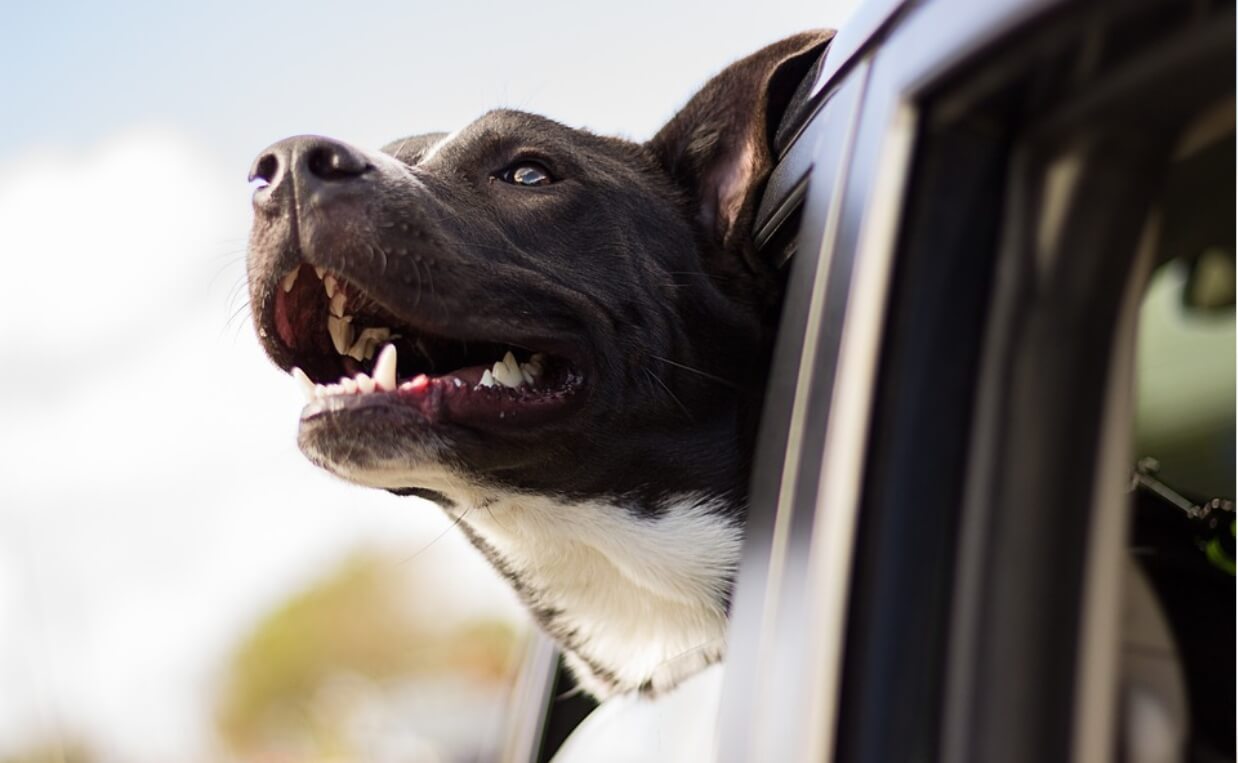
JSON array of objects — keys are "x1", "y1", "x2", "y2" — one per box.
[{"x1": 247, "y1": 31, "x2": 831, "y2": 513}]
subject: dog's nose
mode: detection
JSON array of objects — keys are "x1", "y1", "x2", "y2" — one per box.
[{"x1": 249, "y1": 135, "x2": 371, "y2": 210}]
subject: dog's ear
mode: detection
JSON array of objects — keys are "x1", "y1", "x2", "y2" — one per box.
[{"x1": 648, "y1": 31, "x2": 834, "y2": 255}]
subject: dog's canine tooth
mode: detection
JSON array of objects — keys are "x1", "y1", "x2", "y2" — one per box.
[
  {"x1": 291, "y1": 367, "x2": 315, "y2": 401},
  {"x1": 328, "y1": 315, "x2": 354, "y2": 355},
  {"x1": 373, "y1": 344, "x2": 398, "y2": 391},
  {"x1": 280, "y1": 269, "x2": 299, "y2": 293},
  {"x1": 355, "y1": 373, "x2": 376, "y2": 394},
  {"x1": 479, "y1": 369, "x2": 496, "y2": 388},
  {"x1": 324, "y1": 274, "x2": 338, "y2": 298},
  {"x1": 502, "y1": 351, "x2": 522, "y2": 380},
  {"x1": 314, "y1": 266, "x2": 326, "y2": 280},
  {"x1": 329, "y1": 291, "x2": 348, "y2": 318},
  {"x1": 491, "y1": 360, "x2": 520, "y2": 388}
]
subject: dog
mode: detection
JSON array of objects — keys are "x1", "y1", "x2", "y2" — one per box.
[{"x1": 246, "y1": 30, "x2": 833, "y2": 699}]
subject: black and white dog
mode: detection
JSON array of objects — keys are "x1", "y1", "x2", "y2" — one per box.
[{"x1": 246, "y1": 31, "x2": 832, "y2": 699}]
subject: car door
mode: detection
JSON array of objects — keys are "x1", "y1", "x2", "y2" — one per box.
[{"x1": 721, "y1": 0, "x2": 1234, "y2": 761}]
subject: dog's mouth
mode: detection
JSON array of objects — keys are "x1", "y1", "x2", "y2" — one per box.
[{"x1": 265, "y1": 263, "x2": 585, "y2": 428}]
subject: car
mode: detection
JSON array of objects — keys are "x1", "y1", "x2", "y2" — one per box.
[{"x1": 503, "y1": 0, "x2": 1235, "y2": 759}]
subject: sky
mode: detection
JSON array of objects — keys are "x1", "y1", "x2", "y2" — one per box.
[{"x1": 0, "y1": 1, "x2": 861, "y2": 759}]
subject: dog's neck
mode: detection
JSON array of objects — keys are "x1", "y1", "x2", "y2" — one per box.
[
  {"x1": 457, "y1": 491, "x2": 741, "y2": 697},
  {"x1": 451, "y1": 487, "x2": 742, "y2": 697}
]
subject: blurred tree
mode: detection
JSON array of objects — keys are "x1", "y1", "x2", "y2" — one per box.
[
  {"x1": 0, "y1": 739, "x2": 95, "y2": 763},
  {"x1": 215, "y1": 548, "x2": 519, "y2": 760}
]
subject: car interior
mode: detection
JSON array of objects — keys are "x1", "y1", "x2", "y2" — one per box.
[{"x1": 1125, "y1": 96, "x2": 1234, "y2": 761}]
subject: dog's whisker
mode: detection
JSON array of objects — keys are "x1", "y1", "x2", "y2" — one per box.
[
  {"x1": 651, "y1": 637, "x2": 726, "y2": 675},
  {"x1": 398, "y1": 502, "x2": 477, "y2": 566},
  {"x1": 643, "y1": 368, "x2": 693, "y2": 422},
  {"x1": 208, "y1": 257, "x2": 248, "y2": 294},
  {"x1": 650, "y1": 355, "x2": 740, "y2": 390},
  {"x1": 372, "y1": 244, "x2": 389, "y2": 276},
  {"x1": 410, "y1": 257, "x2": 424, "y2": 309},
  {"x1": 225, "y1": 273, "x2": 250, "y2": 308},
  {"x1": 224, "y1": 300, "x2": 252, "y2": 326},
  {"x1": 665, "y1": 270, "x2": 742, "y2": 281},
  {"x1": 209, "y1": 247, "x2": 249, "y2": 263},
  {"x1": 423, "y1": 257, "x2": 438, "y2": 304},
  {"x1": 222, "y1": 302, "x2": 254, "y2": 338}
]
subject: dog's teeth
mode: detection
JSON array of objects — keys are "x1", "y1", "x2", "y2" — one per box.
[
  {"x1": 355, "y1": 373, "x2": 376, "y2": 394},
  {"x1": 291, "y1": 367, "x2": 315, "y2": 401},
  {"x1": 479, "y1": 369, "x2": 496, "y2": 388},
  {"x1": 330, "y1": 291, "x2": 348, "y2": 318},
  {"x1": 338, "y1": 376, "x2": 358, "y2": 394},
  {"x1": 502, "y1": 351, "x2": 527, "y2": 386},
  {"x1": 328, "y1": 315, "x2": 354, "y2": 355},
  {"x1": 520, "y1": 364, "x2": 536, "y2": 385},
  {"x1": 280, "y1": 269, "x2": 300, "y2": 293},
  {"x1": 324, "y1": 274, "x2": 338, "y2": 298},
  {"x1": 347, "y1": 328, "x2": 391, "y2": 362},
  {"x1": 492, "y1": 360, "x2": 523, "y2": 389},
  {"x1": 314, "y1": 266, "x2": 326, "y2": 279},
  {"x1": 491, "y1": 360, "x2": 511, "y2": 386},
  {"x1": 373, "y1": 344, "x2": 398, "y2": 391}
]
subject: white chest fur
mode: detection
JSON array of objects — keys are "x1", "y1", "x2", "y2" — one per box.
[{"x1": 457, "y1": 491, "x2": 743, "y2": 697}]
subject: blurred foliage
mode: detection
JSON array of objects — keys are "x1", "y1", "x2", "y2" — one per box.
[
  {"x1": 215, "y1": 548, "x2": 520, "y2": 760},
  {"x1": 0, "y1": 739, "x2": 95, "y2": 763}
]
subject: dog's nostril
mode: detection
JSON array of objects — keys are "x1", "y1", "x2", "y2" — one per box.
[
  {"x1": 305, "y1": 143, "x2": 370, "y2": 181},
  {"x1": 249, "y1": 153, "x2": 280, "y2": 186}
]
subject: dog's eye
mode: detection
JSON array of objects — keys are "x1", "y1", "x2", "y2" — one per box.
[{"x1": 499, "y1": 162, "x2": 554, "y2": 187}]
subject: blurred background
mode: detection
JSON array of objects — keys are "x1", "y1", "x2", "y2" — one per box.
[{"x1": 0, "y1": 1, "x2": 862, "y2": 760}]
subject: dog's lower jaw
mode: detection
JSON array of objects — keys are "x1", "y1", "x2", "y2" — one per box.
[{"x1": 456, "y1": 491, "x2": 743, "y2": 699}]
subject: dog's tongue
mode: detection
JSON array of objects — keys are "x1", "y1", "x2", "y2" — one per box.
[{"x1": 274, "y1": 271, "x2": 331, "y2": 356}]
